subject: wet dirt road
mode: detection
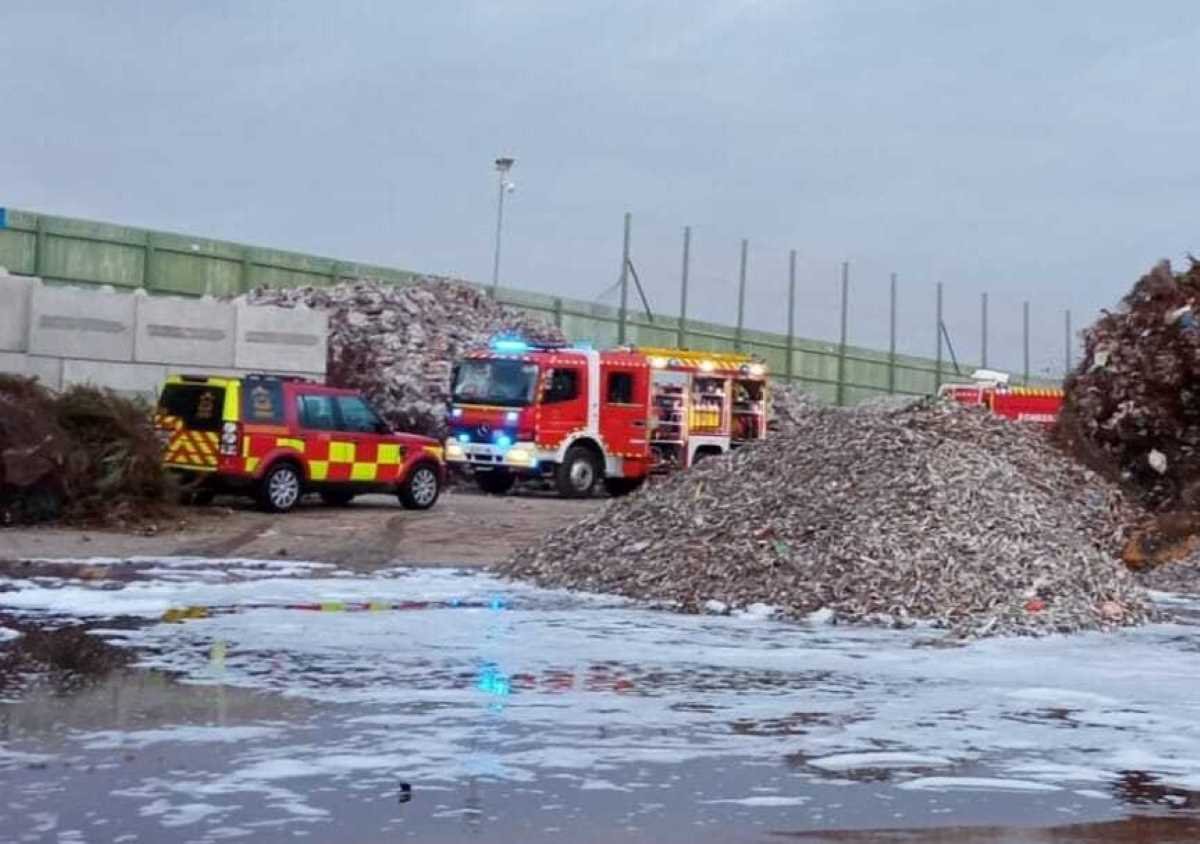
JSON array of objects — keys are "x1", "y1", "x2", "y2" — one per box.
[
  {"x1": 0, "y1": 489, "x2": 603, "y2": 570},
  {"x1": 3, "y1": 563, "x2": 1200, "y2": 843}
]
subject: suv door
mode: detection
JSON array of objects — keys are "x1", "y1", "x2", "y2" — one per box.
[{"x1": 331, "y1": 394, "x2": 404, "y2": 484}]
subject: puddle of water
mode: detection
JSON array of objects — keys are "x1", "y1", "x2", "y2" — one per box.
[{"x1": 2, "y1": 561, "x2": 1200, "y2": 842}]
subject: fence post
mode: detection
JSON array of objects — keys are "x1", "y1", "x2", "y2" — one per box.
[
  {"x1": 1023, "y1": 300, "x2": 1030, "y2": 385},
  {"x1": 1064, "y1": 308, "x2": 1072, "y2": 375},
  {"x1": 553, "y1": 296, "x2": 563, "y2": 329},
  {"x1": 239, "y1": 248, "x2": 252, "y2": 294},
  {"x1": 735, "y1": 238, "x2": 748, "y2": 351},
  {"x1": 981, "y1": 292, "x2": 989, "y2": 369},
  {"x1": 143, "y1": 233, "x2": 155, "y2": 290},
  {"x1": 786, "y1": 249, "x2": 796, "y2": 382},
  {"x1": 34, "y1": 215, "x2": 47, "y2": 277},
  {"x1": 836, "y1": 261, "x2": 849, "y2": 405},
  {"x1": 935, "y1": 282, "x2": 944, "y2": 392},
  {"x1": 677, "y1": 226, "x2": 691, "y2": 348},
  {"x1": 618, "y1": 212, "x2": 631, "y2": 345},
  {"x1": 888, "y1": 272, "x2": 897, "y2": 394}
]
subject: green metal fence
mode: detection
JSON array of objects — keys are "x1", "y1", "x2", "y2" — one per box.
[{"x1": 0, "y1": 207, "x2": 1045, "y2": 404}]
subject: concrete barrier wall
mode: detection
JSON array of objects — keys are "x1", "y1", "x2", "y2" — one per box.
[{"x1": 0, "y1": 269, "x2": 325, "y2": 397}]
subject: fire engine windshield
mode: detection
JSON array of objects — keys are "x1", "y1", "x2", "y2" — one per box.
[{"x1": 452, "y1": 360, "x2": 539, "y2": 407}]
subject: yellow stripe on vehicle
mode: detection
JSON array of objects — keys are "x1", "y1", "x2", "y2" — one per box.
[
  {"x1": 377, "y1": 444, "x2": 401, "y2": 465},
  {"x1": 277, "y1": 437, "x2": 305, "y2": 452},
  {"x1": 309, "y1": 460, "x2": 328, "y2": 480}
]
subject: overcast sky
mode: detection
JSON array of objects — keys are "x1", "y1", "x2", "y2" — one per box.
[{"x1": 4, "y1": 1, "x2": 1200, "y2": 375}]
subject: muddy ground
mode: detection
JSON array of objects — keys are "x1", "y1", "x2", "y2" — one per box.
[{"x1": 0, "y1": 489, "x2": 603, "y2": 570}]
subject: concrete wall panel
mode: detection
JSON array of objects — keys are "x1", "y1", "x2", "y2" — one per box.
[
  {"x1": 135, "y1": 296, "x2": 236, "y2": 368},
  {"x1": 0, "y1": 352, "x2": 64, "y2": 390},
  {"x1": 62, "y1": 359, "x2": 166, "y2": 399},
  {"x1": 234, "y1": 302, "x2": 327, "y2": 374},
  {"x1": 29, "y1": 286, "x2": 135, "y2": 362},
  {"x1": 0, "y1": 272, "x2": 35, "y2": 351}
]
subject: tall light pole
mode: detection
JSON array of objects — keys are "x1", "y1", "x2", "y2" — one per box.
[{"x1": 490, "y1": 156, "x2": 515, "y2": 296}]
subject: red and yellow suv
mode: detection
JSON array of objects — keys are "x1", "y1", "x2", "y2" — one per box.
[{"x1": 155, "y1": 373, "x2": 445, "y2": 512}]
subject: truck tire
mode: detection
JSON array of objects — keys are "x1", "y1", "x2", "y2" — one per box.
[
  {"x1": 556, "y1": 445, "x2": 600, "y2": 498},
  {"x1": 257, "y1": 463, "x2": 302, "y2": 513},
  {"x1": 399, "y1": 463, "x2": 441, "y2": 510},
  {"x1": 603, "y1": 477, "x2": 645, "y2": 497},
  {"x1": 476, "y1": 470, "x2": 515, "y2": 495}
]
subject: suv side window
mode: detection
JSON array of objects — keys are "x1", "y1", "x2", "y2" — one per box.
[
  {"x1": 544, "y1": 368, "x2": 580, "y2": 404},
  {"x1": 335, "y1": 396, "x2": 381, "y2": 433},
  {"x1": 297, "y1": 394, "x2": 337, "y2": 430}
]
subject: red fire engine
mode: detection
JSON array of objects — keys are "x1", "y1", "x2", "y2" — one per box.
[
  {"x1": 445, "y1": 339, "x2": 769, "y2": 497},
  {"x1": 938, "y1": 369, "x2": 1063, "y2": 425}
]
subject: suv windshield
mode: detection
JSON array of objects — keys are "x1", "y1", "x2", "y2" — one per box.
[{"x1": 452, "y1": 360, "x2": 539, "y2": 407}]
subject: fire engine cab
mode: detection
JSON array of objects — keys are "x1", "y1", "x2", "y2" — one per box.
[
  {"x1": 938, "y1": 369, "x2": 1063, "y2": 425},
  {"x1": 445, "y1": 339, "x2": 770, "y2": 497}
]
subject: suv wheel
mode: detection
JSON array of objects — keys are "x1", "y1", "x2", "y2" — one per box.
[
  {"x1": 258, "y1": 463, "x2": 302, "y2": 513},
  {"x1": 399, "y1": 463, "x2": 441, "y2": 510}
]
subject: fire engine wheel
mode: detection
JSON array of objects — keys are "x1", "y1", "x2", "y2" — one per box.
[
  {"x1": 603, "y1": 477, "x2": 645, "y2": 497},
  {"x1": 399, "y1": 464, "x2": 441, "y2": 510},
  {"x1": 556, "y1": 446, "x2": 601, "y2": 498},
  {"x1": 258, "y1": 463, "x2": 302, "y2": 513},
  {"x1": 476, "y1": 470, "x2": 515, "y2": 495}
]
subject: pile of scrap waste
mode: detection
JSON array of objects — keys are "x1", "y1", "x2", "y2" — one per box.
[
  {"x1": 0, "y1": 375, "x2": 173, "y2": 527},
  {"x1": 245, "y1": 277, "x2": 566, "y2": 437},
  {"x1": 500, "y1": 400, "x2": 1150, "y2": 638},
  {"x1": 1058, "y1": 259, "x2": 1200, "y2": 575}
]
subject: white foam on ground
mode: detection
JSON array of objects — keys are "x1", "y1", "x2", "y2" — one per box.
[
  {"x1": 898, "y1": 777, "x2": 1062, "y2": 793},
  {"x1": 807, "y1": 752, "x2": 955, "y2": 771},
  {"x1": 705, "y1": 796, "x2": 809, "y2": 807},
  {"x1": 2, "y1": 562, "x2": 1200, "y2": 836}
]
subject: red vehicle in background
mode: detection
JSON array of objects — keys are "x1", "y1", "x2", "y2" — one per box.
[
  {"x1": 444, "y1": 339, "x2": 769, "y2": 497},
  {"x1": 156, "y1": 373, "x2": 445, "y2": 512},
  {"x1": 938, "y1": 369, "x2": 1063, "y2": 425}
]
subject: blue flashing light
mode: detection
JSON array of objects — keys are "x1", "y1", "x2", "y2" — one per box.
[
  {"x1": 489, "y1": 595, "x2": 507, "y2": 611},
  {"x1": 572, "y1": 340, "x2": 594, "y2": 351},
  {"x1": 505, "y1": 410, "x2": 519, "y2": 423},
  {"x1": 477, "y1": 662, "x2": 511, "y2": 696},
  {"x1": 457, "y1": 433, "x2": 470, "y2": 443},
  {"x1": 495, "y1": 434, "x2": 512, "y2": 449},
  {"x1": 491, "y1": 338, "x2": 530, "y2": 354}
]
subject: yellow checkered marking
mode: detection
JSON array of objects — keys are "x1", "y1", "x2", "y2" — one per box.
[
  {"x1": 329, "y1": 442, "x2": 355, "y2": 463},
  {"x1": 351, "y1": 462, "x2": 376, "y2": 481},
  {"x1": 277, "y1": 437, "x2": 305, "y2": 453},
  {"x1": 377, "y1": 444, "x2": 401, "y2": 465},
  {"x1": 309, "y1": 460, "x2": 329, "y2": 481},
  {"x1": 245, "y1": 457, "x2": 260, "y2": 473}
]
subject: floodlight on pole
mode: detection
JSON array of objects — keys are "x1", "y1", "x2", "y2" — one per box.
[{"x1": 491, "y1": 156, "x2": 516, "y2": 295}]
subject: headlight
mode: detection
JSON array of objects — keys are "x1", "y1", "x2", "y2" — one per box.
[
  {"x1": 445, "y1": 441, "x2": 465, "y2": 460},
  {"x1": 504, "y1": 447, "x2": 535, "y2": 466}
]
